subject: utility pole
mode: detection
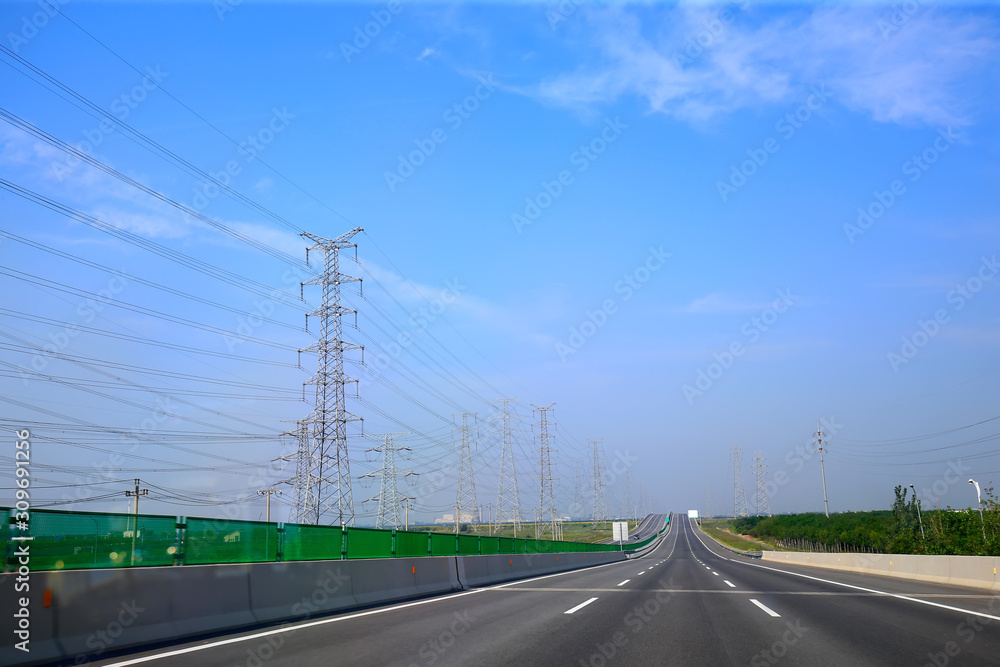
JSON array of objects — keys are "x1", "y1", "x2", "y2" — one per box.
[
  {"x1": 293, "y1": 227, "x2": 364, "y2": 527},
  {"x1": 731, "y1": 444, "x2": 750, "y2": 518},
  {"x1": 752, "y1": 451, "x2": 771, "y2": 517},
  {"x1": 591, "y1": 439, "x2": 609, "y2": 529},
  {"x1": 494, "y1": 398, "x2": 523, "y2": 536},
  {"x1": 814, "y1": 421, "x2": 830, "y2": 518},
  {"x1": 125, "y1": 478, "x2": 147, "y2": 566},
  {"x1": 454, "y1": 413, "x2": 479, "y2": 533},
  {"x1": 533, "y1": 403, "x2": 558, "y2": 539},
  {"x1": 400, "y1": 497, "x2": 414, "y2": 531},
  {"x1": 360, "y1": 433, "x2": 415, "y2": 529},
  {"x1": 257, "y1": 487, "x2": 282, "y2": 522}
]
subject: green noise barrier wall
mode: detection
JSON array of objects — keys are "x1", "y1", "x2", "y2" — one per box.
[{"x1": 3, "y1": 508, "x2": 667, "y2": 572}]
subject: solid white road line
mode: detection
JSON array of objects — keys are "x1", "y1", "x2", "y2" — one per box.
[
  {"x1": 750, "y1": 599, "x2": 781, "y2": 617},
  {"x1": 688, "y1": 521, "x2": 1000, "y2": 624},
  {"x1": 724, "y1": 580, "x2": 736, "y2": 588},
  {"x1": 102, "y1": 551, "x2": 641, "y2": 666},
  {"x1": 565, "y1": 597, "x2": 600, "y2": 614},
  {"x1": 617, "y1": 579, "x2": 631, "y2": 587}
]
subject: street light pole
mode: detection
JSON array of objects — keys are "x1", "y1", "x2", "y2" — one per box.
[
  {"x1": 909, "y1": 484, "x2": 925, "y2": 541},
  {"x1": 969, "y1": 479, "x2": 987, "y2": 541}
]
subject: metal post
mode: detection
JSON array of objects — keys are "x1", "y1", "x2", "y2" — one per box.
[{"x1": 909, "y1": 484, "x2": 925, "y2": 540}]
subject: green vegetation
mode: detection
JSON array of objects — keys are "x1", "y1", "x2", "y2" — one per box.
[
  {"x1": 700, "y1": 519, "x2": 776, "y2": 552},
  {"x1": 729, "y1": 485, "x2": 1000, "y2": 556}
]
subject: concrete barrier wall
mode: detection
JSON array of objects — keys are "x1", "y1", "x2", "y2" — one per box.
[
  {"x1": 1, "y1": 549, "x2": 627, "y2": 666},
  {"x1": 761, "y1": 551, "x2": 1000, "y2": 591}
]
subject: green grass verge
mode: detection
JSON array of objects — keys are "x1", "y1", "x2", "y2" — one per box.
[{"x1": 699, "y1": 519, "x2": 781, "y2": 552}]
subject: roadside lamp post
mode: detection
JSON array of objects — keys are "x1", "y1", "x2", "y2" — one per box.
[
  {"x1": 968, "y1": 479, "x2": 987, "y2": 541},
  {"x1": 908, "y1": 484, "x2": 925, "y2": 540}
]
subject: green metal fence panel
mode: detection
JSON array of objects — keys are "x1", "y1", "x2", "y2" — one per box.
[
  {"x1": 345, "y1": 527, "x2": 393, "y2": 559},
  {"x1": 394, "y1": 530, "x2": 429, "y2": 557},
  {"x1": 429, "y1": 532, "x2": 457, "y2": 556},
  {"x1": 281, "y1": 523, "x2": 343, "y2": 561},
  {"x1": 184, "y1": 517, "x2": 277, "y2": 565},
  {"x1": 456, "y1": 534, "x2": 480, "y2": 556},
  {"x1": 498, "y1": 537, "x2": 514, "y2": 554},
  {"x1": 480, "y1": 537, "x2": 500, "y2": 555},
  {"x1": 22, "y1": 509, "x2": 178, "y2": 570}
]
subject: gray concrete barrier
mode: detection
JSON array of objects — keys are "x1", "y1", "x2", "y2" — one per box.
[
  {"x1": 761, "y1": 551, "x2": 1000, "y2": 591},
  {"x1": 1, "y1": 546, "x2": 629, "y2": 666}
]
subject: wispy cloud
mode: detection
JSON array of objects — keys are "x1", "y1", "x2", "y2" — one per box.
[
  {"x1": 519, "y1": 5, "x2": 995, "y2": 126},
  {"x1": 677, "y1": 292, "x2": 775, "y2": 314}
]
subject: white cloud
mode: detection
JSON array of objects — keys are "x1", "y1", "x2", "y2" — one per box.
[
  {"x1": 521, "y1": 5, "x2": 995, "y2": 126},
  {"x1": 677, "y1": 292, "x2": 774, "y2": 314}
]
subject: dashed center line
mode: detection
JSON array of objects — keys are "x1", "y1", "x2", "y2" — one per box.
[
  {"x1": 724, "y1": 581, "x2": 736, "y2": 588},
  {"x1": 617, "y1": 580, "x2": 630, "y2": 587},
  {"x1": 638, "y1": 571, "x2": 646, "y2": 575},
  {"x1": 712, "y1": 572, "x2": 719, "y2": 576},
  {"x1": 750, "y1": 599, "x2": 781, "y2": 617},
  {"x1": 565, "y1": 597, "x2": 599, "y2": 614}
]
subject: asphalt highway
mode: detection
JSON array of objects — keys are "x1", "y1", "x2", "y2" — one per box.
[{"x1": 91, "y1": 514, "x2": 1000, "y2": 666}]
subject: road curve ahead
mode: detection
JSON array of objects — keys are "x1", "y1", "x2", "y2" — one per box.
[{"x1": 91, "y1": 514, "x2": 1000, "y2": 666}]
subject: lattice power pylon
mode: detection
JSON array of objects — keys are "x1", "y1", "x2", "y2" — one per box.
[
  {"x1": 625, "y1": 470, "x2": 635, "y2": 522},
  {"x1": 493, "y1": 398, "x2": 523, "y2": 535},
  {"x1": 532, "y1": 403, "x2": 558, "y2": 539},
  {"x1": 454, "y1": 413, "x2": 479, "y2": 532},
  {"x1": 752, "y1": 450, "x2": 771, "y2": 517},
  {"x1": 591, "y1": 438, "x2": 609, "y2": 529},
  {"x1": 291, "y1": 227, "x2": 364, "y2": 526},
  {"x1": 360, "y1": 434, "x2": 414, "y2": 529},
  {"x1": 732, "y1": 443, "x2": 750, "y2": 518}
]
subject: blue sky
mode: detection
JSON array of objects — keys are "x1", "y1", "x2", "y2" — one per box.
[{"x1": 1, "y1": 1, "x2": 999, "y2": 525}]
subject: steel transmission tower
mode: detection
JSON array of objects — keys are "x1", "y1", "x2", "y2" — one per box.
[
  {"x1": 360, "y1": 434, "x2": 415, "y2": 529},
  {"x1": 752, "y1": 450, "x2": 771, "y2": 517},
  {"x1": 814, "y1": 420, "x2": 830, "y2": 518},
  {"x1": 292, "y1": 227, "x2": 364, "y2": 526},
  {"x1": 625, "y1": 470, "x2": 635, "y2": 522},
  {"x1": 590, "y1": 439, "x2": 609, "y2": 529},
  {"x1": 731, "y1": 443, "x2": 750, "y2": 518},
  {"x1": 454, "y1": 413, "x2": 479, "y2": 532},
  {"x1": 532, "y1": 403, "x2": 558, "y2": 539},
  {"x1": 493, "y1": 399, "x2": 523, "y2": 535}
]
